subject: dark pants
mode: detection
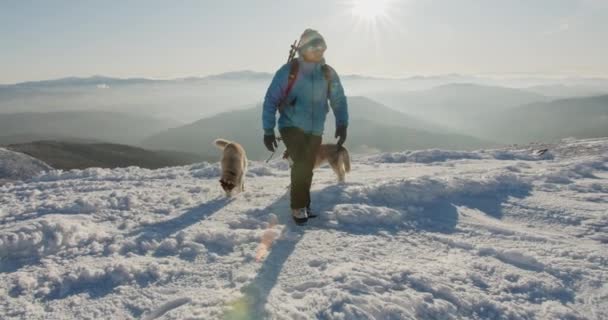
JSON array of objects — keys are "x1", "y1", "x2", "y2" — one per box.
[{"x1": 280, "y1": 127, "x2": 322, "y2": 209}]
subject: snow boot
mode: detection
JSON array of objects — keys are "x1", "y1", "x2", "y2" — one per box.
[
  {"x1": 292, "y1": 208, "x2": 308, "y2": 225},
  {"x1": 306, "y1": 206, "x2": 318, "y2": 218}
]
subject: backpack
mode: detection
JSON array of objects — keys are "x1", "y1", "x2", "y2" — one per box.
[{"x1": 278, "y1": 60, "x2": 333, "y2": 112}]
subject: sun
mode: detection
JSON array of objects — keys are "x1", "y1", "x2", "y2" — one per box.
[{"x1": 351, "y1": 0, "x2": 391, "y2": 21}]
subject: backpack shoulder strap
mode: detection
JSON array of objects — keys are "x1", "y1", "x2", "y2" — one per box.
[
  {"x1": 322, "y1": 64, "x2": 333, "y2": 81},
  {"x1": 322, "y1": 64, "x2": 333, "y2": 97},
  {"x1": 278, "y1": 60, "x2": 299, "y2": 112},
  {"x1": 288, "y1": 59, "x2": 299, "y2": 81}
]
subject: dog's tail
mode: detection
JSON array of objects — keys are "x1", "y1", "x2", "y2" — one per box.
[
  {"x1": 340, "y1": 147, "x2": 351, "y2": 172},
  {"x1": 214, "y1": 138, "x2": 231, "y2": 150}
]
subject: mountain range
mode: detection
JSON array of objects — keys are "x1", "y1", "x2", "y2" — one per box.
[
  {"x1": 7, "y1": 141, "x2": 209, "y2": 170},
  {"x1": 142, "y1": 96, "x2": 492, "y2": 161},
  {"x1": 0, "y1": 111, "x2": 179, "y2": 145}
]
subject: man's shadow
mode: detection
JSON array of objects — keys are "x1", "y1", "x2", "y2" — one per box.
[
  {"x1": 223, "y1": 178, "x2": 531, "y2": 319},
  {"x1": 223, "y1": 190, "x2": 295, "y2": 320}
]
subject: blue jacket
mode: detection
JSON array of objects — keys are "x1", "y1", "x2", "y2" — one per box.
[{"x1": 262, "y1": 57, "x2": 348, "y2": 136}]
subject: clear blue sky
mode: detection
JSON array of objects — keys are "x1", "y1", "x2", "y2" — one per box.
[{"x1": 1, "y1": 0, "x2": 607, "y2": 84}]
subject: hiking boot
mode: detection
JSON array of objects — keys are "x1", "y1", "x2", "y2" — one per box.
[
  {"x1": 306, "y1": 206, "x2": 318, "y2": 218},
  {"x1": 292, "y1": 208, "x2": 308, "y2": 225}
]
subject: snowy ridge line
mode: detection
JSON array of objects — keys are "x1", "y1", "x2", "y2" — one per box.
[
  {"x1": 553, "y1": 137, "x2": 608, "y2": 158},
  {"x1": 29, "y1": 160, "x2": 282, "y2": 184},
  {"x1": 32, "y1": 164, "x2": 216, "y2": 183},
  {"x1": 0, "y1": 148, "x2": 52, "y2": 181},
  {"x1": 364, "y1": 137, "x2": 608, "y2": 164},
  {"x1": 366, "y1": 147, "x2": 555, "y2": 164}
]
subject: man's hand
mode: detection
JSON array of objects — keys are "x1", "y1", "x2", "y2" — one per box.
[
  {"x1": 335, "y1": 126, "x2": 347, "y2": 147},
  {"x1": 264, "y1": 134, "x2": 278, "y2": 152}
]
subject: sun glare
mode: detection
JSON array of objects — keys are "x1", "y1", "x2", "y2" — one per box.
[{"x1": 351, "y1": 0, "x2": 391, "y2": 21}]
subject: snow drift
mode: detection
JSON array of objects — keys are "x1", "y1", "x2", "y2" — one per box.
[
  {"x1": 0, "y1": 138, "x2": 606, "y2": 319},
  {"x1": 0, "y1": 148, "x2": 52, "y2": 182}
]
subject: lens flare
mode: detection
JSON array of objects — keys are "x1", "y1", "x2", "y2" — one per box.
[
  {"x1": 255, "y1": 215, "x2": 279, "y2": 262},
  {"x1": 224, "y1": 215, "x2": 280, "y2": 319},
  {"x1": 223, "y1": 295, "x2": 253, "y2": 320},
  {"x1": 338, "y1": 0, "x2": 406, "y2": 60},
  {"x1": 351, "y1": 0, "x2": 391, "y2": 21}
]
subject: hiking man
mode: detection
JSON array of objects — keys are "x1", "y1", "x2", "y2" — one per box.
[{"x1": 262, "y1": 28, "x2": 349, "y2": 224}]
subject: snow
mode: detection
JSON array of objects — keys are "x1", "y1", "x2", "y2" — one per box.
[
  {"x1": 0, "y1": 148, "x2": 52, "y2": 183},
  {"x1": 368, "y1": 145, "x2": 555, "y2": 164},
  {"x1": 0, "y1": 138, "x2": 607, "y2": 319}
]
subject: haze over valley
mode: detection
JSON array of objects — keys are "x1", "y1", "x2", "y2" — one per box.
[{"x1": 2, "y1": 72, "x2": 608, "y2": 165}]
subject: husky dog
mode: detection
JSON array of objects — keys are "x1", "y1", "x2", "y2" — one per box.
[
  {"x1": 214, "y1": 139, "x2": 248, "y2": 196},
  {"x1": 283, "y1": 144, "x2": 351, "y2": 182}
]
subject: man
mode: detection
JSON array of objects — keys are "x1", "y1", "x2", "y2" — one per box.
[{"x1": 262, "y1": 28, "x2": 349, "y2": 225}]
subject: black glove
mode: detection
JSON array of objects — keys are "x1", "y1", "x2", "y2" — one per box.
[
  {"x1": 335, "y1": 125, "x2": 347, "y2": 147},
  {"x1": 264, "y1": 134, "x2": 278, "y2": 152}
]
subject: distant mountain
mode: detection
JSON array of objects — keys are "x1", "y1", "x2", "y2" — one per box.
[
  {"x1": 381, "y1": 82, "x2": 546, "y2": 112},
  {"x1": 325, "y1": 118, "x2": 493, "y2": 154},
  {"x1": 142, "y1": 107, "x2": 262, "y2": 160},
  {"x1": 7, "y1": 141, "x2": 210, "y2": 170},
  {"x1": 5, "y1": 74, "x2": 608, "y2": 90},
  {"x1": 1, "y1": 72, "x2": 389, "y2": 88},
  {"x1": 401, "y1": 74, "x2": 481, "y2": 83},
  {"x1": 142, "y1": 96, "x2": 493, "y2": 160},
  {"x1": 476, "y1": 95, "x2": 608, "y2": 143},
  {"x1": 0, "y1": 111, "x2": 180, "y2": 145},
  {"x1": 371, "y1": 85, "x2": 608, "y2": 144},
  {"x1": 7, "y1": 74, "x2": 601, "y2": 132},
  {"x1": 2, "y1": 72, "x2": 273, "y2": 88},
  {"x1": 370, "y1": 83, "x2": 547, "y2": 131},
  {"x1": 0, "y1": 75, "x2": 268, "y2": 121},
  {"x1": 336, "y1": 96, "x2": 451, "y2": 133},
  {"x1": 0, "y1": 134, "x2": 100, "y2": 145},
  {"x1": 525, "y1": 84, "x2": 608, "y2": 98},
  {"x1": 181, "y1": 71, "x2": 480, "y2": 84},
  {"x1": 427, "y1": 83, "x2": 545, "y2": 104},
  {"x1": 200, "y1": 70, "x2": 272, "y2": 81},
  {"x1": 7, "y1": 76, "x2": 160, "y2": 88},
  {"x1": 0, "y1": 73, "x2": 483, "y2": 89}
]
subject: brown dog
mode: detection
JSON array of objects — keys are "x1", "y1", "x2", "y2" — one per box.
[
  {"x1": 214, "y1": 138, "x2": 248, "y2": 196},
  {"x1": 283, "y1": 144, "x2": 351, "y2": 182}
]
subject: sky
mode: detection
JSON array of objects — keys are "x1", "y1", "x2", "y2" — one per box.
[{"x1": 1, "y1": 0, "x2": 608, "y2": 84}]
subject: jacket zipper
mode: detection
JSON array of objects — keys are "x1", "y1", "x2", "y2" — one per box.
[{"x1": 311, "y1": 68, "x2": 315, "y2": 133}]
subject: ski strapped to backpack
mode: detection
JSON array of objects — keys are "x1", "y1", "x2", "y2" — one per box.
[{"x1": 277, "y1": 60, "x2": 334, "y2": 113}]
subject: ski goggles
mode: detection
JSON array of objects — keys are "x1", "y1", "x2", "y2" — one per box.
[{"x1": 300, "y1": 38, "x2": 327, "y2": 53}]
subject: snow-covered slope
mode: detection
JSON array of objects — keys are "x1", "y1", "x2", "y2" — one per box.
[
  {"x1": 0, "y1": 138, "x2": 607, "y2": 319},
  {"x1": 0, "y1": 148, "x2": 52, "y2": 183}
]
